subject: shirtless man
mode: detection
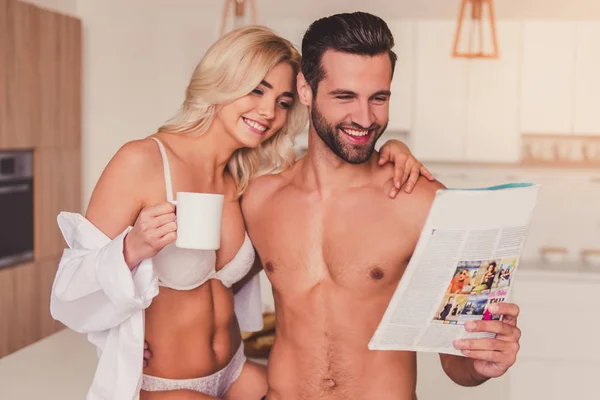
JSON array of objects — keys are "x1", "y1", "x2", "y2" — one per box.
[{"x1": 241, "y1": 12, "x2": 522, "y2": 400}]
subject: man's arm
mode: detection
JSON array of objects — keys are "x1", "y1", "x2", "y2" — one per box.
[
  {"x1": 440, "y1": 303, "x2": 521, "y2": 386},
  {"x1": 393, "y1": 179, "x2": 521, "y2": 386},
  {"x1": 440, "y1": 354, "x2": 490, "y2": 387},
  {"x1": 377, "y1": 140, "x2": 435, "y2": 196}
]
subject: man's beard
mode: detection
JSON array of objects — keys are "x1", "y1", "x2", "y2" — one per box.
[{"x1": 311, "y1": 102, "x2": 387, "y2": 164}]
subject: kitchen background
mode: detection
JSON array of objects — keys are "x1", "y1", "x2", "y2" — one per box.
[{"x1": 0, "y1": 0, "x2": 599, "y2": 399}]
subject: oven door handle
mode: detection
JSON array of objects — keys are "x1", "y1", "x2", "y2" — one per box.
[{"x1": 0, "y1": 183, "x2": 31, "y2": 194}]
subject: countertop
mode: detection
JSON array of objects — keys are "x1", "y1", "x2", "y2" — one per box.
[{"x1": 0, "y1": 329, "x2": 96, "y2": 399}]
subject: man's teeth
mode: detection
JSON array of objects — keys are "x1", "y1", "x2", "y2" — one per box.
[
  {"x1": 244, "y1": 118, "x2": 267, "y2": 132},
  {"x1": 344, "y1": 128, "x2": 369, "y2": 137}
]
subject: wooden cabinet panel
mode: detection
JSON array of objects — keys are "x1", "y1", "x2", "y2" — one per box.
[
  {"x1": 0, "y1": 261, "x2": 40, "y2": 357},
  {"x1": 0, "y1": 3, "x2": 81, "y2": 358},
  {"x1": 8, "y1": 261, "x2": 40, "y2": 354},
  {"x1": 58, "y1": 14, "x2": 82, "y2": 148},
  {"x1": 37, "y1": 9, "x2": 81, "y2": 148},
  {"x1": 35, "y1": 147, "x2": 81, "y2": 260},
  {"x1": 6, "y1": 1, "x2": 41, "y2": 149},
  {"x1": 1, "y1": 3, "x2": 81, "y2": 150},
  {"x1": 36, "y1": 8, "x2": 60, "y2": 148},
  {"x1": 0, "y1": 256, "x2": 63, "y2": 358},
  {"x1": 37, "y1": 256, "x2": 63, "y2": 338},
  {"x1": 0, "y1": 0, "x2": 9, "y2": 148},
  {"x1": 0, "y1": 266, "x2": 13, "y2": 357}
]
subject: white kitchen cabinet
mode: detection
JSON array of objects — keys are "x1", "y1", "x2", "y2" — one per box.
[
  {"x1": 465, "y1": 22, "x2": 521, "y2": 163},
  {"x1": 574, "y1": 22, "x2": 600, "y2": 136},
  {"x1": 386, "y1": 20, "x2": 416, "y2": 134},
  {"x1": 520, "y1": 21, "x2": 577, "y2": 134},
  {"x1": 508, "y1": 273, "x2": 600, "y2": 400},
  {"x1": 413, "y1": 20, "x2": 469, "y2": 161}
]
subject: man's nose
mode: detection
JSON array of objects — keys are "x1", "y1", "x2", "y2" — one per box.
[{"x1": 352, "y1": 101, "x2": 375, "y2": 128}]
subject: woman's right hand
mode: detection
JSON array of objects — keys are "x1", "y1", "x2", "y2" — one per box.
[{"x1": 123, "y1": 202, "x2": 177, "y2": 269}]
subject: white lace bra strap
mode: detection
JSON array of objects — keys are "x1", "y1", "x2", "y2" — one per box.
[{"x1": 150, "y1": 137, "x2": 174, "y2": 203}]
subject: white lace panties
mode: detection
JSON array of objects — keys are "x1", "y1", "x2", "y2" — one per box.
[{"x1": 141, "y1": 342, "x2": 246, "y2": 397}]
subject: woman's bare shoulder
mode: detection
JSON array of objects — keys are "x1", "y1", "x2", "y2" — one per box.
[{"x1": 85, "y1": 138, "x2": 165, "y2": 236}]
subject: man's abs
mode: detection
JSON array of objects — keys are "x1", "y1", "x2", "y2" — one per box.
[{"x1": 265, "y1": 285, "x2": 418, "y2": 400}]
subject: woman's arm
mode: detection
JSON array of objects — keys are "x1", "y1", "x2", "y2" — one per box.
[
  {"x1": 50, "y1": 140, "x2": 176, "y2": 332},
  {"x1": 378, "y1": 139, "x2": 434, "y2": 197}
]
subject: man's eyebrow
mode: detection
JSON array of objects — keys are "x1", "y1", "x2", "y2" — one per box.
[
  {"x1": 370, "y1": 90, "x2": 391, "y2": 98},
  {"x1": 328, "y1": 89, "x2": 357, "y2": 96},
  {"x1": 327, "y1": 89, "x2": 392, "y2": 98}
]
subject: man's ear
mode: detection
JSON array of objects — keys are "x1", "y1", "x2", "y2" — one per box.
[{"x1": 296, "y1": 72, "x2": 313, "y2": 107}]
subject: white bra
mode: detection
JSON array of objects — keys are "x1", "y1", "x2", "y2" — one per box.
[{"x1": 149, "y1": 137, "x2": 255, "y2": 291}]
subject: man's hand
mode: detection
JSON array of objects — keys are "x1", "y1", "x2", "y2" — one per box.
[
  {"x1": 143, "y1": 340, "x2": 152, "y2": 368},
  {"x1": 378, "y1": 139, "x2": 434, "y2": 197},
  {"x1": 452, "y1": 302, "x2": 521, "y2": 379}
]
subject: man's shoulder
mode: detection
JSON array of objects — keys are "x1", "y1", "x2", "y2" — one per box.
[
  {"x1": 407, "y1": 177, "x2": 446, "y2": 202},
  {"x1": 392, "y1": 177, "x2": 446, "y2": 218}
]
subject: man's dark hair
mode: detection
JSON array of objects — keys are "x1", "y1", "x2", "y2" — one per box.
[{"x1": 301, "y1": 12, "x2": 397, "y2": 94}]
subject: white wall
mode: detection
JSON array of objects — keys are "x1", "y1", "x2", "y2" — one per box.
[{"x1": 78, "y1": 0, "x2": 226, "y2": 206}]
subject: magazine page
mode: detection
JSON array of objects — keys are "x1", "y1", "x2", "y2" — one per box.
[{"x1": 368, "y1": 183, "x2": 541, "y2": 356}]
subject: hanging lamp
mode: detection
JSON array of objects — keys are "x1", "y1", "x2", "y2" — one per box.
[
  {"x1": 220, "y1": 0, "x2": 257, "y2": 36},
  {"x1": 452, "y1": 0, "x2": 499, "y2": 59}
]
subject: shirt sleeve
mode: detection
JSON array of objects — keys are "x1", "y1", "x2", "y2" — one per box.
[{"x1": 50, "y1": 213, "x2": 159, "y2": 333}]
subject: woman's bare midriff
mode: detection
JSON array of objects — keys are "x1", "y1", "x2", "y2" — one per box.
[{"x1": 143, "y1": 279, "x2": 242, "y2": 379}]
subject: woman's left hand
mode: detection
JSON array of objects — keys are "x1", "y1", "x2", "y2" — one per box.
[{"x1": 378, "y1": 139, "x2": 435, "y2": 198}]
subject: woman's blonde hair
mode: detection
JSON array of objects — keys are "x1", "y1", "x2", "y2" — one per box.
[{"x1": 159, "y1": 26, "x2": 307, "y2": 197}]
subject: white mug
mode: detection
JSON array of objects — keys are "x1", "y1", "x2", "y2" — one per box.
[{"x1": 174, "y1": 192, "x2": 224, "y2": 250}]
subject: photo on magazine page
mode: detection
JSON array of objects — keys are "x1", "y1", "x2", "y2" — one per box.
[{"x1": 433, "y1": 257, "x2": 519, "y2": 325}]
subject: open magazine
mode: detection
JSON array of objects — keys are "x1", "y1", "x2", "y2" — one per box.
[{"x1": 368, "y1": 183, "x2": 541, "y2": 356}]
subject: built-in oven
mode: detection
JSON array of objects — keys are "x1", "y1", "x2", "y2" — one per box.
[{"x1": 0, "y1": 150, "x2": 34, "y2": 268}]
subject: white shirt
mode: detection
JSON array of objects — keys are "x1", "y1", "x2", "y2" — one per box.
[{"x1": 50, "y1": 212, "x2": 263, "y2": 400}]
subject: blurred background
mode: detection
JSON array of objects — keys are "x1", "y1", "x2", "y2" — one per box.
[{"x1": 0, "y1": 0, "x2": 599, "y2": 398}]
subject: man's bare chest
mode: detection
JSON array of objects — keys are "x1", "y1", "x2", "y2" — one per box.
[{"x1": 248, "y1": 193, "x2": 418, "y2": 291}]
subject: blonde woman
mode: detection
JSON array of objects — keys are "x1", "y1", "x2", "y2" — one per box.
[{"x1": 50, "y1": 26, "x2": 429, "y2": 400}]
